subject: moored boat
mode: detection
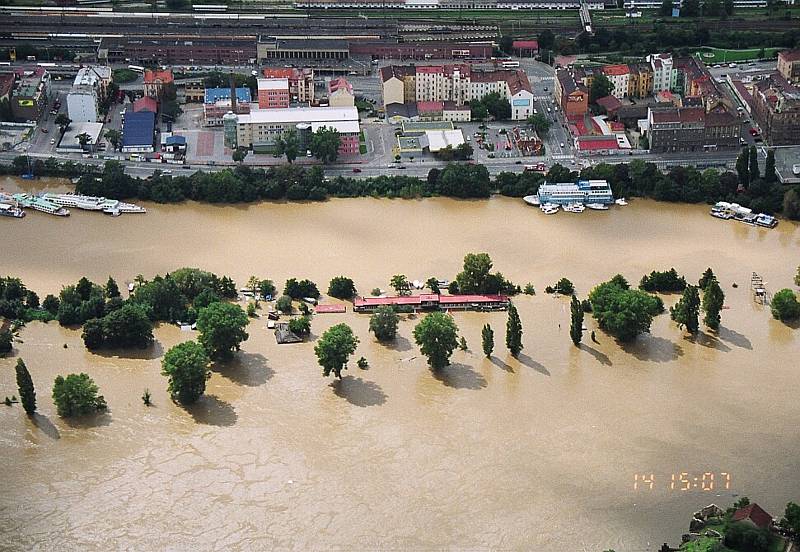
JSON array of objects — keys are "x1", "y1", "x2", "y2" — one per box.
[
  {"x1": 540, "y1": 203, "x2": 559, "y2": 215},
  {"x1": 755, "y1": 213, "x2": 777, "y2": 228},
  {"x1": 12, "y1": 194, "x2": 69, "y2": 216},
  {"x1": 523, "y1": 195, "x2": 541, "y2": 206},
  {"x1": 586, "y1": 203, "x2": 609, "y2": 211},
  {"x1": 0, "y1": 203, "x2": 25, "y2": 218},
  {"x1": 615, "y1": 198, "x2": 628, "y2": 206},
  {"x1": 563, "y1": 203, "x2": 586, "y2": 213}
]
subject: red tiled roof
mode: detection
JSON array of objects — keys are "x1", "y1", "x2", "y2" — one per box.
[
  {"x1": 328, "y1": 76, "x2": 353, "y2": 94},
  {"x1": 417, "y1": 100, "x2": 444, "y2": 113},
  {"x1": 143, "y1": 69, "x2": 174, "y2": 85},
  {"x1": 577, "y1": 135, "x2": 619, "y2": 151},
  {"x1": 262, "y1": 67, "x2": 296, "y2": 79},
  {"x1": 603, "y1": 64, "x2": 630, "y2": 76},
  {"x1": 596, "y1": 94, "x2": 622, "y2": 112},
  {"x1": 353, "y1": 294, "x2": 509, "y2": 309},
  {"x1": 779, "y1": 49, "x2": 800, "y2": 62},
  {"x1": 132, "y1": 96, "x2": 158, "y2": 113},
  {"x1": 732, "y1": 504, "x2": 773, "y2": 529},
  {"x1": 417, "y1": 65, "x2": 444, "y2": 75},
  {"x1": 315, "y1": 304, "x2": 346, "y2": 313},
  {"x1": 650, "y1": 106, "x2": 705, "y2": 124},
  {"x1": 513, "y1": 40, "x2": 539, "y2": 50}
]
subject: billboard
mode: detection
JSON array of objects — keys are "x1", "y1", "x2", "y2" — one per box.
[{"x1": 512, "y1": 99, "x2": 530, "y2": 107}]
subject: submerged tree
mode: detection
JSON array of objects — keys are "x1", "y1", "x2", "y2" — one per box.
[
  {"x1": 570, "y1": 295, "x2": 584, "y2": 346},
  {"x1": 196, "y1": 302, "x2": 250, "y2": 359},
  {"x1": 161, "y1": 340, "x2": 211, "y2": 405},
  {"x1": 369, "y1": 305, "x2": 399, "y2": 342},
  {"x1": 15, "y1": 359, "x2": 36, "y2": 415},
  {"x1": 702, "y1": 278, "x2": 725, "y2": 331},
  {"x1": 481, "y1": 323, "x2": 494, "y2": 358},
  {"x1": 506, "y1": 303, "x2": 523, "y2": 357},
  {"x1": 315, "y1": 323, "x2": 359, "y2": 379},
  {"x1": 670, "y1": 285, "x2": 701, "y2": 334},
  {"x1": 52, "y1": 373, "x2": 106, "y2": 418},
  {"x1": 413, "y1": 312, "x2": 459, "y2": 370}
]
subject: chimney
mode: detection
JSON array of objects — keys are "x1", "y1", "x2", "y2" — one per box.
[{"x1": 229, "y1": 71, "x2": 237, "y2": 113}]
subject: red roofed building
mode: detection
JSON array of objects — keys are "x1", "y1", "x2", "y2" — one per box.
[
  {"x1": 576, "y1": 135, "x2": 619, "y2": 152},
  {"x1": 732, "y1": 503, "x2": 773, "y2": 530},
  {"x1": 595, "y1": 94, "x2": 622, "y2": 117},
  {"x1": 143, "y1": 69, "x2": 174, "y2": 99},
  {"x1": 777, "y1": 49, "x2": 800, "y2": 84},
  {"x1": 132, "y1": 95, "x2": 158, "y2": 113},
  {"x1": 512, "y1": 40, "x2": 539, "y2": 57},
  {"x1": 416, "y1": 100, "x2": 444, "y2": 121},
  {"x1": 262, "y1": 67, "x2": 315, "y2": 103},
  {"x1": 602, "y1": 64, "x2": 631, "y2": 99},
  {"x1": 555, "y1": 68, "x2": 588, "y2": 118},
  {"x1": 353, "y1": 294, "x2": 509, "y2": 313}
]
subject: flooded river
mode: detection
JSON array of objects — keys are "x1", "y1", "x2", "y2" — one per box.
[{"x1": 1, "y1": 177, "x2": 799, "y2": 551}]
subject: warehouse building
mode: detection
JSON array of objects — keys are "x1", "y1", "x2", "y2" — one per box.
[
  {"x1": 121, "y1": 110, "x2": 156, "y2": 153},
  {"x1": 234, "y1": 106, "x2": 360, "y2": 155}
]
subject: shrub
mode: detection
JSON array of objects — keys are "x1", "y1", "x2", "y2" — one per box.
[
  {"x1": 284, "y1": 278, "x2": 320, "y2": 300},
  {"x1": 276, "y1": 295, "x2": 293, "y2": 314},
  {"x1": 288, "y1": 315, "x2": 312, "y2": 337},
  {"x1": 639, "y1": 268, "x2": 687, "y2": 292}
]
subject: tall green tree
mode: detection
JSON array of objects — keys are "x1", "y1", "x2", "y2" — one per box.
[
  {"x1": 590, "y1": 73, "x2": 614, "y2": 103},
  {"x1": 748, "y1": 146, "x2": 759, "y2": 182},
  {"x1": 315, "y1": 323, "x2": 359, "y2": 379},
  {"x1": 161, "y1": 341, "x2": 210, "y2": 405},
  {"x1": 0, "y1": 328, "x2": 12, "y2": 355},
  {"x1": 659, "y1": 0, "x2": 673, "y2": 15},
  {"x1": 588, "y1": 277, "x2": 660, "y2": 342},
  {"x1": 196, "y1": 302, "x2": 250, "y2": 359},
  {"x1": 54, "y1": 113, "x2": 71, "y2": 133},
  {"x1": 763, "y1": 149, "x2": 776, "y2": 183},
  {"x1": 570, "y1": 295, "x2": 584, "y2": 346},
  {"x1": 456, "y1": 253, "x2": 493, "y2": 294},
  {"x1": 369, "y1": 305, "x2": 400, "y2": 342},
  {"x1": 413, "y1": 312, "x2": 459, "y2": 370},
  {"x1": 698, "y1": 267, "x2": 716, "y2": 290},
  {"x1": 232, "y1": 148, "x2": 248, "y2": 164},
  {"x1": 481, "y1": 323, "x2": 494, "y2": 358},
  {"x1": 105, "y1": 276, "x2": 120, "y2": 298},
  {"x1": 780, "y1": 502, "x2": 800, "y2": 535},
  {"x1": 104, "y1": 129, "x2": 122, "y2": 151},
  {"x1": 670, "y1": 285, "x2": 701, "y2": 334},
  {"x1": 736, "y1": 147, "x2": 749, "y2": 189},
  {"x1": 275, "y1": 129, "x2": 300, "y2": 164},
  {"x1": 15, "y1": 359, "x2": 36, "y2": 415},
  {"x1": 702, "y1": 278, "x2": 725, "y2": 331},
  {"x1": 723, "y1": 0, "x2": 734, "y2": 14},
  {"x1": 310, "y1": 126, "x2": 341, "y2": 164},
  {"x1": 506, "y1": 303, "x2": 523, "y2": 357},
  {"x1": 52, "y1": 373, "x2": 106, "y2": 418},
  {"x1": 527, "y1": 113, "x2": 552, "y2": 135},
  {"x1": 390, "y1": 274, "x2": 411, "y2": 296},
  {"x1": 328, "y1": 276, "x2": 356, "y2": 300}
]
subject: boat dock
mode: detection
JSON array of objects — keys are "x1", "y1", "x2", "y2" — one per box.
[{"x1": 710, "y1": 202, "x2": 777, "y2": 228}]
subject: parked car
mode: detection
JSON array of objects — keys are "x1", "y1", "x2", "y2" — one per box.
[
  {"x1": 50, "y1": 138, "x2": 55, "y2": 145},
  {"x1": 352, "y1": 167, "x2": 361, "y2": 173},
  {"x1": 40, "y1": 128, "x2": 48, "y2": 133}
]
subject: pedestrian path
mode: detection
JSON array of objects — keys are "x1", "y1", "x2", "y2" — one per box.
[{"x1": 550, "y1": 154, "x2": 574, "y2": 160}]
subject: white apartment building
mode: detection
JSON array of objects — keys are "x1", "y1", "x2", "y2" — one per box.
[
  {"x1": 66, "y1": 66, "x2": 112, "y2": 123},
  {"x1": 648, "y1": 53, "x2": 675, "y2": 93}
]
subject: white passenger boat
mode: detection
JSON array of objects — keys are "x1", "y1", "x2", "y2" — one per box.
[
  {"x1": 0, "y1": 203, "x2": 25, "y2": 218},
  {"x1": 755, "y1": 213, "x2": 778, "y2": 228},
  {"x1": 586, "y1": 203, "x2": 609, "y2": 211},
  {"x1": 563, "y1": 203, "x2": 586, "y2": 213},
  {"x1": 12, "y1": 194, "x2": 69, "y2": 216},
  {"x1": 44, "y1": 193, "x2": 147, "y2": 215},
  {"x1": 523, "y1": 195, "x2": 540, "y2": 206},
  {"x1": 540, "y1": 203, "x2": 559, "y2": 215}
]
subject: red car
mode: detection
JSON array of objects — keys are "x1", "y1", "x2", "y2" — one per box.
[
  {"x1": 352, "y1": 167, "x2": 362, "y2": 173},
  {"x1": 749, "y1": 128, "x2": 759, "y2": 137}
]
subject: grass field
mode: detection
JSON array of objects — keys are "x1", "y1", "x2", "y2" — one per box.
[{"x1": 695, "y1": 46, "x2": 782, "y2": 63}]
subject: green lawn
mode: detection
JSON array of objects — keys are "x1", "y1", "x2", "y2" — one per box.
[{"x1": 695, "y1": 47, "x2": 782, "y2": 63}]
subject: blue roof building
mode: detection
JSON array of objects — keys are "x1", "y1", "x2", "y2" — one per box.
[
  {"x1": 122, "y1": 110, "x2": 156, "y2": 153},
  {"x1": 204, "y1": 87, "x2": 251, "y2": 104}
]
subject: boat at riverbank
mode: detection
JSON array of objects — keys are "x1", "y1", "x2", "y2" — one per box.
[
  {"x1": 709, "y1": 202, "x2": 778, "y2": 229},
  {"x1": 540, "y1": 203, "x2": 559, "y2": 215},
  {"x1": 523, "y1": 195, "x2": 540, "y2": 206},
  {"x1": 42, "y1": 193, "x2": 146, "y2": 215},
  {"x1": 586, "y1": 203, "x2": 609, "y2": 211},
  {"x1": 12, "y1": 193, "x2": 69, "y2": 216},
  {"x1": 0, "y1": 202, "x2": 25, "y2": 218},
  {"x1": 564, "y1": 203, "x2": 586, "y2": 213}
]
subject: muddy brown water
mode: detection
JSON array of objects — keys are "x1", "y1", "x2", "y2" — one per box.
[{"x1": 1, "y1": 176, "x2": 799, "y2": 551}]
